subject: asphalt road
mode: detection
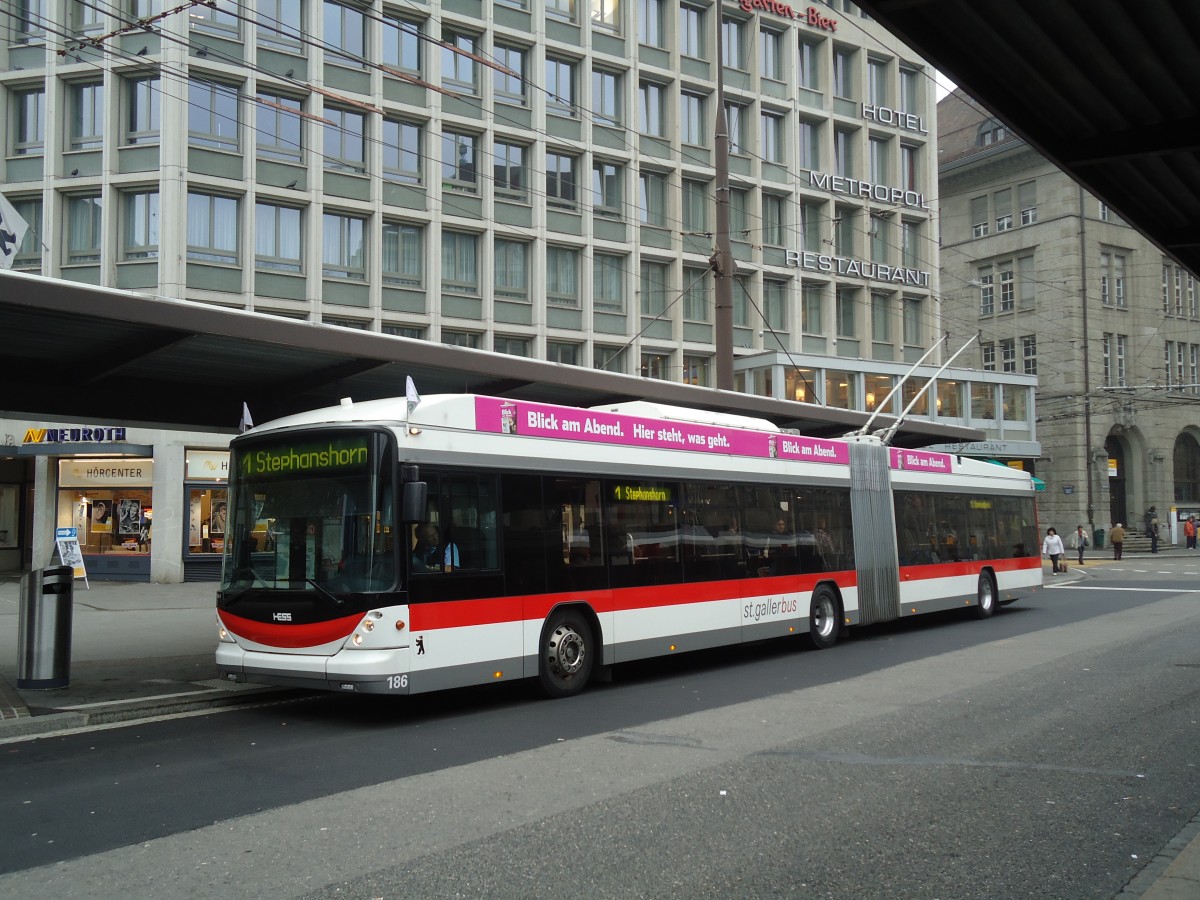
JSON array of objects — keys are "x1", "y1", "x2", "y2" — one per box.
[{"x1": 1, "y1": 560, "x2": 1198, "y2": 898}]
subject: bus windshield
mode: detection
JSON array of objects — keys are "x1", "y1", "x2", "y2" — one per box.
[{"x1": 220, "y1": 431, "x2": 396, "y2": 594}]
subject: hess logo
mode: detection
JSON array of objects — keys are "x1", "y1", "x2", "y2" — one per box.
[{"x1": 272, "y1": 612, "x2": 293, "y2": 622}]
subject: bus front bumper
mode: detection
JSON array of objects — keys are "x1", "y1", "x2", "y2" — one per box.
[{"x1": 216, "y1": 643, "x2": 412, "y2": 695}]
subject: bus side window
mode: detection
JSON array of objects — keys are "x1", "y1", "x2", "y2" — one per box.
[
  {"x1": 681, "y1": 482, "x2": 743, "y2": 583},
  {"x1": 501, "y1": 474, "x2": 546, "y2": 596},
  {"x1": 604, "y1": 479, "x2": 682, "y2": 588},
  {"x1": 544, "y1": 477, "x2": 607, "y2": 593},
  {"x1": 440, "y1": 473, "x2": 500, "y2": 571}
]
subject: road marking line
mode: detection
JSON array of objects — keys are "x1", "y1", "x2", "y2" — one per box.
[
  {"x1": 1044, "y1": 585, "x2": 1197, "y2": 592},
  {"x1": 57, "y1": 688, "x2": 228, "y2": 711}
]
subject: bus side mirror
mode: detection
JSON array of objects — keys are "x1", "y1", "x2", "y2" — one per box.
[{"x1": 401, "y1": 481, "x2": 427, "y2": 523}]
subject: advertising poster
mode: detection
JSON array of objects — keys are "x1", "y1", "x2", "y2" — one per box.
[
  {"x1": 189, "y1": 494, "x2": 202, "y2": 546},
  {"x1": 90, "y1": 494, "x2": 114, "y2": 533},
  {"x1": 117, "y1": 498, "x2": 142, "y2": 535},
  {"x1": 55, "y1": 526, "x2": 89, "y2": 587},
  {"x1": 210, "y1": 491, "x2": 227, "y2": 537}
]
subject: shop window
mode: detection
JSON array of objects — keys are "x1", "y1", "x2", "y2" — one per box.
[
  {"x1": 0, "y1": 485, "x2": 19, "y2": 549},
  {"x1": 189, "y1": 487, "x2": 228, "y2": 554},
  {"x1": 58, "y1": 489, "x2": 153, "y2": 555}
]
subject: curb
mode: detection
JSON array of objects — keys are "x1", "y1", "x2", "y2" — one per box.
[
  {"x1": 1117, "y1": 812, "x2": 1200, "y2": 899},
  {"x1": 0, "y1": 682, "x2": 302, "y2": 739},
  {"x1": 0, "y1": 671, "x2": 30, "y2": 721}
]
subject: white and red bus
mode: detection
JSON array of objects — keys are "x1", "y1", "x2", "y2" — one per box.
[{"x1": 216, "y1": 393, "x2": 1041, "y2": 698}]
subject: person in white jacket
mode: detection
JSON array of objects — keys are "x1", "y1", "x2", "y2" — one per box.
[{"x1": 1042, "y1": 527, "x2": 1066, "y2": 575}]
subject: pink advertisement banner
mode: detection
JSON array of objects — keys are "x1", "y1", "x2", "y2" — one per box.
[
  {"x1": 474, "y1": 397, "x2": 850, "y2": 465},
  {"x1": 889, "y1": 447, "x2": 954, "y2": 474}
]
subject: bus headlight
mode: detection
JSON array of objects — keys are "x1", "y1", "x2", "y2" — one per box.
[
  {"x1": 217, "y1": 617, "x2": 235, "y2": 643},
  {"x1": 357, "y1": 610, "x2": 382, "y2": 637}
]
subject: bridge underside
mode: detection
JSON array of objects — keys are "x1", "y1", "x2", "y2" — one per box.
[{"x1": 859, "y1": 0, "x2": 1200, "y2": 275}]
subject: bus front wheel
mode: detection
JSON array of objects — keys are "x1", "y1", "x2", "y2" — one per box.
[
  {"x1": 975, "y1": 572, "x2": 997, "y2": 619},
  {"x1": 538, "y1": 608, "x2": 595, "y2": 699},
  {"x1": 808, "y1": 585, "x2": 840, "y2": 650}
]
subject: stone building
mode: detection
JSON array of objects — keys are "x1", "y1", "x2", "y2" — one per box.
[{"x1": 938, "y1": 89, "x2": 1200, "y2": 543}]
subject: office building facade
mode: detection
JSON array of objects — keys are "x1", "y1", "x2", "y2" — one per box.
[{"x1": 2, "y1": 1, "x2": 1039, "y2": 578}]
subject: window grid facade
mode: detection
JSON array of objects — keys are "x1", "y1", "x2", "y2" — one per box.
[{"x1": 0, "y1": 3, "x2": 958, "y2": 421}]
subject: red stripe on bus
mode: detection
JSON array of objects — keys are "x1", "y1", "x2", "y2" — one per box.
[
  {"x1": 409, "y1": 571, "x2": 859, "y2": 631},
  {"x1": 220, "y1": 610, "x2": 362, "y2": 647},
  {"x1": 898, "y1": 557, "x2": 1040, "y2": 581}
]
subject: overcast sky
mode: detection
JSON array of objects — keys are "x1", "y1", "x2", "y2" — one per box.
[{"x1": 935, "y1": 72, "x2": 957, "y2": 100}]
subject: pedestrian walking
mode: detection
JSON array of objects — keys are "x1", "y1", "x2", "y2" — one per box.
[
  {"x1": 1185, "y1": 515, "x2": 1197, "y2": 550},
  {"x1": 1071, "y1": 525, "x2": 1089, "y2": 566},
  {"x1": 1042, "y1": 527, "x2": 1065, "y2": 575},
  {"x1": 1109, "y1": 522, "x2": 1125, "y2": 560}
]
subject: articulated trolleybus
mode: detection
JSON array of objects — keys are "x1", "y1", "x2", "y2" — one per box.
[{"x1": 216, "y1": 393, "x2": 1041, "y2": 698}]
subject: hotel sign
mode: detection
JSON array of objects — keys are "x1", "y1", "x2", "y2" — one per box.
[
  {"x1": 862, "y1": 104, "x2": 929, "y2": 135},
  {"x1": 740, "y1": 1, "x2": 838, "y2": 31},
  {"x1": 810, "y1": 172, "x2": 930, "y2": 210},
  {"x1": 786, "y1": 250, "x2": 931, "y2": 287}
]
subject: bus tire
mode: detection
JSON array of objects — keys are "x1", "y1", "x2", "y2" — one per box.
[
  {"x1": 975, "y1": 572, "x2": 997, "y2": 619},
  {"x1": 808, "y1": 585, "x2": 840, "y2": 650},
  {"x1": 538, "y1": 608, "x2": 594, "y2": 699}
]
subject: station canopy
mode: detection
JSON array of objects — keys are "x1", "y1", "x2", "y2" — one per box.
[{"x1": 0, "y1": 271, "x2": 981, "y2": 449}]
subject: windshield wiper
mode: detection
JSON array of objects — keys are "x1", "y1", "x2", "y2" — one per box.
[{"x1": 305, "y1": 577, "x2": 345, "y2": 609}]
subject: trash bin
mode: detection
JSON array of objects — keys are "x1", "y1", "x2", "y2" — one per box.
[
  {"x1": 16, "y1": 565, "x2": 74, "y2": 690},
  {"x1": 1093, "y1": 528, "x2": 1105, "y2": 550}
]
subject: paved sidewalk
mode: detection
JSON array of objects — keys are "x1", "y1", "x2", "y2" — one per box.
[
  {"x1": 1, "y1": 562, "x2": 1198, "y2": 897},
  {"x1": 0, "y1": 575, "x2": 289, "y2": 738}
]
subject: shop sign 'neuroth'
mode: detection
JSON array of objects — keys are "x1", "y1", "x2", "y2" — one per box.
[{"x1": 24, "y1": 426, "x2": 127, "y2": 444}]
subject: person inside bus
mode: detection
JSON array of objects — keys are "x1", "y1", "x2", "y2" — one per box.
[
  {"x1": 760, "y1": 517, "x2": 798, "y2": 576},
  {"x1": 412, "y1": 523, "x2": 459, "y2": 572}
]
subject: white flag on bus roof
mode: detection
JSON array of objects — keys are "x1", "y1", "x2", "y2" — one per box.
[
  {"x1": 239, "y1": 402, "x2": 254, "y2": 433},
  {"x1": 406, "y1": 376, "x2": 421, "y2": 418},
  {"x1": 0, "y1": 194, "x2": 30, "y2": 270}
]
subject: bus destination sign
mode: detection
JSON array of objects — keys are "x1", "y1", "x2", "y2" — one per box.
[{"x1": 239, "y1": 437, "x2": 370, "y2": 478}]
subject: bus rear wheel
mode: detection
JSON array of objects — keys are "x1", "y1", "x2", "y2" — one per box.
[
  {"x1": 538, "y1": 608, "x2": 594, "y2": 698},
  {"x1": 975, "y1": 572, "x2": 997, "y2": 619},
  {"x1": 808, "y1": 585, "x2": 840, "y2": 649}
]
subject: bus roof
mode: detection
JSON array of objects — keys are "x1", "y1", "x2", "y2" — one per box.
[{"x1": 241, "y1": 393, "x2": 1035, "y2": 491}]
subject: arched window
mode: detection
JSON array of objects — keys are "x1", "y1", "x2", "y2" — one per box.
[{"x1": 1174, "y1": 433, "x2": 1200, "y2": 502}]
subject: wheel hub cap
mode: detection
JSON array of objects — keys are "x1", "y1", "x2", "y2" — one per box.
[{"x1": 550, "y1": 627, "x2": 585, "y2": 675}]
